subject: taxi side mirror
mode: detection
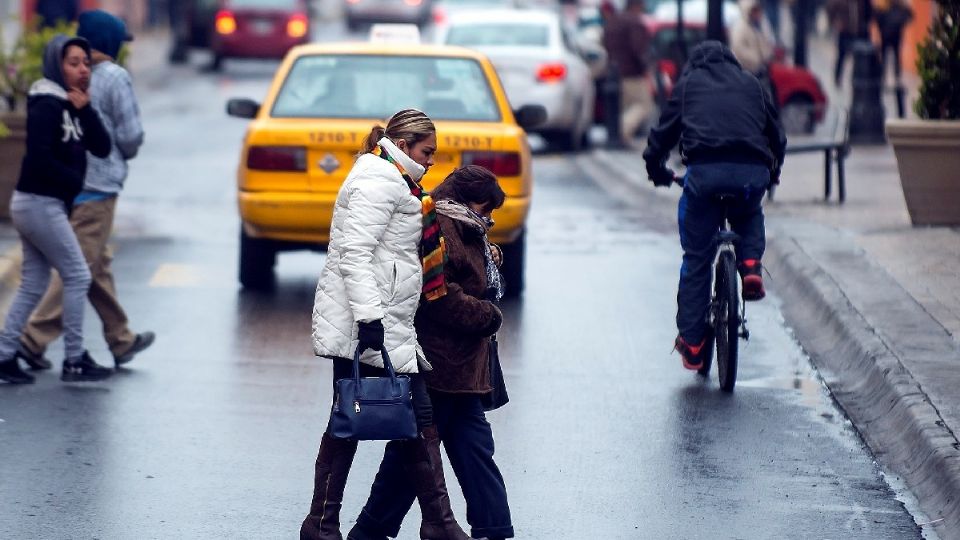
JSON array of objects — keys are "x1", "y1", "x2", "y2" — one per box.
[
  {"x1": 227, "y1": 98, "x2": 260, "y2": 119},
  {"x1": 514, "y1": 104, "x2": 547, "y2": 130}
]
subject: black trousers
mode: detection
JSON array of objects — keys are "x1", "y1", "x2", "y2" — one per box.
[
  {"x1": 355, "y1": 390, "x2": 514, "y2": 539},
  {"x1": 328, "y1": 357, "x2": 433, "y2": 430}
]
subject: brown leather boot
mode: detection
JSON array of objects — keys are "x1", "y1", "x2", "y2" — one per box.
[
  {"x1": 401, "y1": 426, "x2": 474, "y2": 540},
  {"x1": 300, "y1": 432, "x2": 359, "y2": 540}
]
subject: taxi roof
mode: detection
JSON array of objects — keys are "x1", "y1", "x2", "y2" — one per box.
[{"x1": 284, "y1": 41, "x2": 491, "y2": 62}]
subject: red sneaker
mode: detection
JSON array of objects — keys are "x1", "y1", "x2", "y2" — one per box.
[
  {"x1": 739, "y1": 259, "x2": 766, "y2": 301},
  {"x1": 674, "y1": 335, "x2": 706, "y2": 370}
]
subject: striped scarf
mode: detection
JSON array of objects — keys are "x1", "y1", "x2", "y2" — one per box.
[{"x1": 373, "y1": 145, "x2": 447, "y2": 301}]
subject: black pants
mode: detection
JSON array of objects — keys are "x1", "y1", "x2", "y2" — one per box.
[
  {"x1": 834, "y1": 31, "x2": 856, "y2": 87},
  {"x1": 355, "y1": 391, "x2": 514, "y2": 539},
  {"x1": 880, "y1": 33, "x2": 904, "y2": 81},
  {"x1": 328, "y1": 357, "x2": 433, "y2": 430}
]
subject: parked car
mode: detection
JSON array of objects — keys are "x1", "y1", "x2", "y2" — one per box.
[
  {"x1": 226, "y1": 42, "x2": 546, "y2": 296},
  {"x1": 437, "y1": 9, "x2": 600, "y2": 150},
  {"x1": 431, "y1": 0, "x2": 517, "y2": 27},
  {"x1": 345, "y1": 0, "x2": 434, "y2": 31},
  {"x1": 209, "y1": 0, "x2": 311, "y2": 69},
  {"x1": 168, "y1": 0, "x2": 219, "y2": 62}
]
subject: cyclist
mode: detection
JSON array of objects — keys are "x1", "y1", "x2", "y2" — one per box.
[{"x1": 642, "y1": 40, "x2": 786, "y2": 370}]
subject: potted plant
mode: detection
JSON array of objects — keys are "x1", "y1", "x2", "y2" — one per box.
[
  {"x1": 0, "y1": 19, "x2": 75, "y2": 219},
  {"x1": 885, "y1": 0, "x2": 960, "y2": 226}
]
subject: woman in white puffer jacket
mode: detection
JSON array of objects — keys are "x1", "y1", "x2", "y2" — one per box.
[{"x1": 301, "y1": 109, "x2": 474, "y2": 540}]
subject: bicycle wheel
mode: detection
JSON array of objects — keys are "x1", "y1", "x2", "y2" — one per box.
[{"x1": 715, "y1": 251, "x2": 740, "y2": 392}]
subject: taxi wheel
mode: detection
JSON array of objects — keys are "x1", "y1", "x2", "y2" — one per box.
[
  {"x1": 500, "y1": 230, "x2": 526, "y2": 298},
  {"x1": 239, "y1": 229, "x2": 277, "y2": 291}
]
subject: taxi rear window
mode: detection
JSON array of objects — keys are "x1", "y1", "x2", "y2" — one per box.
[{"x1": 271, "y1": 54, "x2": 502, "y2": 122}]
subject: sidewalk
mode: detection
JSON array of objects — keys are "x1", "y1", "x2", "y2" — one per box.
[{"x1": 583, "y1": 138, "x2": 960, "y2": 537}]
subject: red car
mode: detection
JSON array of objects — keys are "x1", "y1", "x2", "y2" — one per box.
[
  {"x1": 209, "y1": 0, "x2": 311, "y2": 70},
  {"x1": 647, "y1": 19, "x2": 827, "y2": 133}
]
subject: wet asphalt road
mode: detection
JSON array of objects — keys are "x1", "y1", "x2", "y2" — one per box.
[{"x1": 0, "y1": 24, "x2": 930, "y2": 540}]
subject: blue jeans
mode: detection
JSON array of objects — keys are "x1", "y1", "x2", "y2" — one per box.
[
  {"x1": 677, "y1": 163, "x2": 769, "y2": 345},
  {"x1": 0, "y1": 192, "x2": 91, "y2": 361},
  {"x1": 354, "y1": 391, "x2": 514, "y2": 539}
]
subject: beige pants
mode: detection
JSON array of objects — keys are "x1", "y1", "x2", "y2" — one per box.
[
  {"x1": 621, "y1": 75, "x2": 655, "y2": 141},
  {"x1": 21, "y1": 196, "x2": 136, "y2": 357}
]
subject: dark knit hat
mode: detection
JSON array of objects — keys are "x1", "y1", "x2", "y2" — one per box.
[{"x1": 76, "y1": 10, "x2": 133, "y2": 60}]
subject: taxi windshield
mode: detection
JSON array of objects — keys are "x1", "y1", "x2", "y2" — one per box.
[{"x1": 271, "y1": 54, "x2": 502, "y2": 121}]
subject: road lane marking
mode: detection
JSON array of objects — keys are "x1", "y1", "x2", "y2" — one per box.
[{"x1": 149, "y1": 263, "x2": 204, "y2": 287}]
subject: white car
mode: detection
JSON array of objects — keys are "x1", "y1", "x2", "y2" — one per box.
[
  {"x1": 651, "y1": 0, "x2": 741, "y2": 26},
  {"x1": 437, "y1": 9, "x2": 598, "y2": 151}
]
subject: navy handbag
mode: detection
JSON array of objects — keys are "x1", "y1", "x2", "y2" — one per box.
[{"x1": 329, "y1": 347, "x2": 418, "y2": 441}]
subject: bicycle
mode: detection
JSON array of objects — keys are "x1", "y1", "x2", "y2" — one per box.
[{"x1": 671, "y1": 178, "x2": 750, "y2": 392}]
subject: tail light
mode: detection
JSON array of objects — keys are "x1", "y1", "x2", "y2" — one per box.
[
  {"x1": 404, "y1": 0, "x2": 422, "y2": 5},
  {"x1": 536, "y1": 63, "x2": 566, "y2": 83},
  {"x1": 462, "y1": 152, "x2": 521, "y2": 177},
  {"x1": 247, "y1": 146, "x2": 307, "y2": 171},
  {"x1": 433, "y1": 7, "x2": 445, "y2": 24},
  {"x1": 215, "y1": 10, "x2": 237, "y2": 35},
  {"x1": 287, "y1": 13, "x2": 308, "y2": 38}
]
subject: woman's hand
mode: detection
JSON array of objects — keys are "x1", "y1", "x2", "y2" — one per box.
[
  {"x1": 489, "y1": 244, "x2": 503, "y2": 267},
  {"x1": 67, "y1": 88, "x2": 90, "y2": 110}
]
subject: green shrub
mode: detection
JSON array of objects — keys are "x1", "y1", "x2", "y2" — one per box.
[{"x1": 915, "y1": 0, "x2": 960, "y2": 119}]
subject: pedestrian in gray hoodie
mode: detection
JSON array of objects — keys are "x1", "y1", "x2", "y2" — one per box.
[
  {"x1": 0, "y1": 34, "x2": 113, "y2": 384},
  {"x1": 17, "y1": 10, "x2": 155, "y2": 373}
]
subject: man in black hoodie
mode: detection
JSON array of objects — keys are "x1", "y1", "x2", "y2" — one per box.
[
  {"x1": 0, "y1": 35, "x2": 113, "y2": 385},
  {"x1": 643, "y1": 40, "x2": 786, "y2": 371}
]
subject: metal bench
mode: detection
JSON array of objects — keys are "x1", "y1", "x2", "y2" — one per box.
[{"x1": 782, "y1": 107, "x2": 851, "y2": 203}]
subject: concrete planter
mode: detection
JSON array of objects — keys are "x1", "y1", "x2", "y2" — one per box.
[
  {"x1": 0, "y1": 111, "x2": 26, "y2": 221},
  {"x1": 886, "y1": 119, "x2": 960, "y2": 226}
]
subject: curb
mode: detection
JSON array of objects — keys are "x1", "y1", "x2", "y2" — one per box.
[{"x1": 764, "y1": 225, "x2": 960, "y2": 539}]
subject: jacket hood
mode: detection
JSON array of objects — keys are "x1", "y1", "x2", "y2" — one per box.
[
  {"x1": 77, "y1": 10, "x2": 133, "y2": 60},
  {"x1": 41, "y1": 34, "x2": 92, "y2": 91},
  {"x1": 687, "y1": 40, "x2": 742, "y2": 70}
]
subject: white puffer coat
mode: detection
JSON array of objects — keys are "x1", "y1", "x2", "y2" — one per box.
[{"x1": 311, "y1": 138, "x2": 428, "y2": 373}]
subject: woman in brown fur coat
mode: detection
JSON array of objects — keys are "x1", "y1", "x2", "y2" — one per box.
[{"x1": 348, "y1": 165, "x2": 514, "y2": 540}]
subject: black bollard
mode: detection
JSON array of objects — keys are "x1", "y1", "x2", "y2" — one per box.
[
  {"x1": 603, "y1": 64, "x2": 625, "y2": 149},
  {"x1": 849, "y1": 40, "x2": 886, "y2": 144}
]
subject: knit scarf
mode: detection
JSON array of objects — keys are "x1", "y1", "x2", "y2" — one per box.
[
  {"x1": 434, "y1": 200, "x2": 504, "y2": 302},
  {"x1": 373, "y1": 144, "x2": 447, "y2": 301}
]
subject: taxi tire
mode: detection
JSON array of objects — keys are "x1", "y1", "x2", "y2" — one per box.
[
  {"x1": 500, "y1": 230, "x2": 526, "y2": 298},
  {"x1": 239, "y1": 229, "x2": 277, "y2": 291}
]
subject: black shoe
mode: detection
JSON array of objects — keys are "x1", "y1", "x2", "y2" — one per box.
[
  {"x1": 62, "y1": 352, "x2": 113, "y2": 382},
  {"x1": 113, "y1": 332, "x2": 155, "y2": 366},
  {"x1": 0, "y1": 357, "x2": 35, "y2": 384},
  {"x1": 16, "y1": 342, "x2": 52, "y2": 370}
]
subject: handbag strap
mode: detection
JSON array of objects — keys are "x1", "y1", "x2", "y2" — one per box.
[{"x1": 352, "y1": 347, "x2": 403, "y2": 394}]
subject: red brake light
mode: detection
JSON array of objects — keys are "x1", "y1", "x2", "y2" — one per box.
[
  {"x1": 536, "y1": 63, "x2": 566, "y2": 83},
  {"x1": 247, "y1": 146, "x2": 307, "y2": 171},
  {"x1": 433, "y1": 7, "x2": 446, "y2": 24},
  {"x1": 287, "y1": 13, "x2": 308, "y2": 38},
  {"x1": 462, "y1": 152, "x2": 521, "y2": 177},
  {"x1": 215, "y1": 10, "x2": 237, "y2": 35}
]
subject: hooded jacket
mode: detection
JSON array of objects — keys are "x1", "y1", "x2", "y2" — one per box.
[
  {"x1": 643, "y1": 41, "x2": 786, "y2": 183},
  {"x1": 16, "y1": 35, "x2": 111, "y2": 209},
  {"x1": 311, "y1": 137, "x2": 428, "y2": 374}
]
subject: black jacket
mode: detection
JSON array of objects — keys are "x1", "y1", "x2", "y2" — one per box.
[
  {"x1": 16, "y1": 35, "x2": 111, "y2": 210},
  {"x1": 643, "y1": 41, "x2": 786, "y2": 184}
]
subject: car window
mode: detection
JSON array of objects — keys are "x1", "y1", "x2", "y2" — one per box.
[
  {"x1": 271, "y1": 54, "x2": 502, "y2": 121},
  {"x1": 446, "y1": 23, "x2": 549, "y2": 47}
]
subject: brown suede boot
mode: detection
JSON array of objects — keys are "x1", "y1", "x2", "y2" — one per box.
[
  {"x1": 300, "y1": 432, "x2": 359, "y2": 540},
  {"x1": 400, "y1": 426, "x2": 474, "y2": 540}
]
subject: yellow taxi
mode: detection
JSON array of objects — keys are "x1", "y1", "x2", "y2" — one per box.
[{"x1": 226, "y1": 40, "x2": 545, "y2": 296}]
